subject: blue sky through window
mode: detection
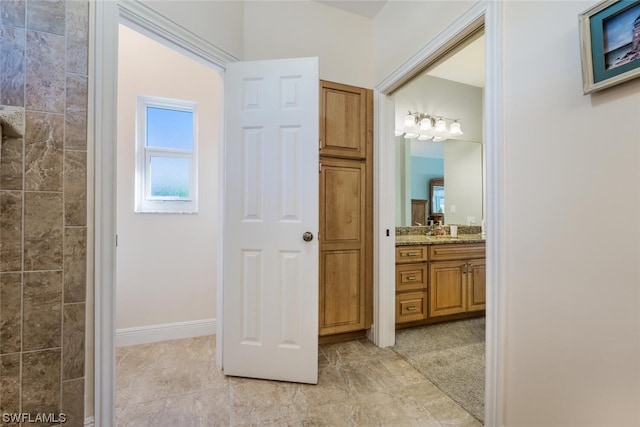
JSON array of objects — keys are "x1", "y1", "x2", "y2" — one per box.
[{"x1": 147, "y1": 106, "x2": 194, "y2": 150}]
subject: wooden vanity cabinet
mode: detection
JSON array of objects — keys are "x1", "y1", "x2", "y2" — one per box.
[
  {"x1": 394, "y1": 246, "x2": 428, "y2": 324},
  {"x1": 467, "y1": 259, "x2": 486, "y2": 312},
  {"x1": 319, "y1": 81, "x2": 373, "y2": 338},
  {"x1": 396, "y1": 291, "x2": 428, "y2": 324},
  {"x1": 395, "y1": 241, "x2": 486, "y2": 327},
  {"x1": 428, "y1": 244, "x2": 486, "y2": 318}
]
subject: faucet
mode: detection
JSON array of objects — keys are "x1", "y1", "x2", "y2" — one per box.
[{"x1": 414, "y1": 222, "x2": 422, "y2": 226}]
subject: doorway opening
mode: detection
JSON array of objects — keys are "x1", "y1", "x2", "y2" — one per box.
[
  {"x1": 373, "y1": 2, "x2": 504, "y2": 426},
  {"x1": 92, "y1": 2, "x2": 232, "y2": 423},
  {"x1": 391, "y1": 29, "x2": 486, "y2": 423},
  {"x1": 113, "y1": 22, "x2": 223, "y2": 415}
]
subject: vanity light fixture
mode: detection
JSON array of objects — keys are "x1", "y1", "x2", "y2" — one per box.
[{"x1": 398, "y1": 111, "x2": 463, "y2": 141}]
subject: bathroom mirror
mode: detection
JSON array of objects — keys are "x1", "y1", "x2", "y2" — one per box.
[
  {"x1": 393, "y1": 72, "x2": 485, "y2": 226},
  {"x1": 430, "y1": 178, "x2": 444, "y2": 222}
]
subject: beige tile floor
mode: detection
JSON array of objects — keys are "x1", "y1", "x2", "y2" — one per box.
[{"x1": 116, "y1": 335, "x2": 483, "y2": 426}]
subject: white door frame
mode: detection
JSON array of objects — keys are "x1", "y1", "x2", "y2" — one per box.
[
  {"x1": 92, "y1": 1, "x2": 235, "y2": 425},
  {"x1": 371, "y1": 2, "x2": 505, "y2": 426}
]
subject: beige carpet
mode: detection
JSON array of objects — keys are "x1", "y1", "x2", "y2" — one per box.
[{"x1": 392, "y1": 317, "x2": 485, "y2": 424}]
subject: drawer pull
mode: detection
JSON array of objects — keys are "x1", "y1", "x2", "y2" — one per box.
[
  {"x1": 406, "y1": 306, "x2": 417, "y2": 311},
  {"x1": 407, "y1": 275, "x2": 417, "y2": 280},
  {"x1": 405, "y1": 252, "x2": 419, "y2": 256}
]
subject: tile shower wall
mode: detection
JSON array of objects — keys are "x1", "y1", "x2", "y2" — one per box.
[{"x1": 1, "y1": 1, "x2": 88, "y2": 426}]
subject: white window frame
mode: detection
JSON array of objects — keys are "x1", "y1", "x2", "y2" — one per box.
[{"x1": 135, "y1": 95, "x2": 198, "y2": 213}]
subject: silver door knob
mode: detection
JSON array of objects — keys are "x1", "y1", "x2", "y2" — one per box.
[{"x1": 302, "y1": 232, "x2": 313, "y2": 242}]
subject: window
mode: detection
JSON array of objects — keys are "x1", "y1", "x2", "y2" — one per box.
[{"x1": 136, "y1": 96, "x2": 198, "y2": 213}]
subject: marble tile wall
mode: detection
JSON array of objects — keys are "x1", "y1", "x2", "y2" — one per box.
[{"x1": 0, "y1": 1, "x2": 88, "y2": 426}]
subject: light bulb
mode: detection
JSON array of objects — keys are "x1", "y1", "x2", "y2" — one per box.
[
  {"x1": 435, "y1": 119, "x2": 447, "y2": 133},
  {"x1": 419, "y1": 118, "x2": 432, "y2": 131},
  {"x1": 404, "y1": 132, "x2": 419, "y2": 139},
  {"x1": 449, "y1": 122, "x2": 463, "y2": 136},
  {"x1": 418, "y1": 134, "x2": 434, "y2": 141},
  {"x1": 403, "y1": 114, "x2": 416, "y2": 129}
]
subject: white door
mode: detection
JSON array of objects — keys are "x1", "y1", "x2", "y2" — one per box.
[{"x1": 223, "y1": 58, "x2": 319, "y2": 384}]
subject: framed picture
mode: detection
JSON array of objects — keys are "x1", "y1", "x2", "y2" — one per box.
[{"x1": 579, "y1": 0, "x2": 640, "y2": 94}]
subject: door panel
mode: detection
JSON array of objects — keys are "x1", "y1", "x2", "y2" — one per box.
[
  {"x1": 321, "y1": 160, "x2": 364, "y2": 243},
  {"x1": 320, "y1": 250, "x2": 364, "y2": 334},
  {"x1": 467, "y1": 260, "x2": 486, "y2": 311},
  {"x1": 395, "y1": 291, "x2": 428, "y2": 324},
  {"x1": 319, "y1": 157, "x2": 366, "y2": 336},
  {"x1": 395, "y1": 263, "x2": 428, "y2": 293},
  {"x1": 224, "y1": 58, "x2": 319, "y2": 384},
  {"x1": 320, "y1": 81, "x2": 366, "y2": 159},
  {"x1": 429, "y1": 261, "x2": 467, "y2": 317}
]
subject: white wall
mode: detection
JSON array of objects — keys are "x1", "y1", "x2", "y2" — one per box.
[
  {"x1": 373, "y1": 1, "x2": 475, "y2": 83},
  {"x1": 502, "y1": 2, "x2": 639, "y2": 425},
  {"x1": 377, "y1": 1, "x2": 640, "y2": 425},
  {"x1": 116, "y1": 25, "x2": 220, "y2": 330},
  {"x1": 139, "y1": 0, "x2": 373, "y2": 87},
  {"x1": 141, "y1": 0, "x2": 244, "y2": 60},
  {"x1": 243, "y1": 0, "x2": 374, "y2": 88},
  {"x1": 395, "y1": 137, "x2": 411, "y2": 226},
  {"x1": 444, "y1": 140, "x2": 483, "y2": 225}
]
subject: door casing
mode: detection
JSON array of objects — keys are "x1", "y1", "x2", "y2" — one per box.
[{"x1": 371, "y1": 3, "x2": 505, "y2": 426}]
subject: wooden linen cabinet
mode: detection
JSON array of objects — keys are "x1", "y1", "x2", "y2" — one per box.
[{"x1": 318, "y1": 80, "x2": 373, "y2": 339}]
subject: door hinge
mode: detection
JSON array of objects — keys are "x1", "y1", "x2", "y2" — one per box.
[
  {"x1": 319, "y1": 139, "x2": 322, "y2": 151},
  {"x1": 319, "y1": 161, "x2": 322, "y2": 173},
  {"x1": 115, "y1": 234, "x2": 118, "y2": 247}
]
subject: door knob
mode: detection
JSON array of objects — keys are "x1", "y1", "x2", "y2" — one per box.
[{"x1": 302, "y1": 232, "x2": 314, "y2": 242}]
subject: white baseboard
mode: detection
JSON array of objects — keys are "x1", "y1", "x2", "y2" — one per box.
[
  {"x1": 84, "y1": 417, "x2": 94, "y2": 427},
  {"x1": 115, "y1": 318, "x2": 216, "y2": 347}
]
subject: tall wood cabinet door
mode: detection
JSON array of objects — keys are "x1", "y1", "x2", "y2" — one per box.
[
  {"x1": 320, "y1": 81, "x2": 367, "y2": 159},
  {"x1": 429, "y1": 261, "x2": 467, "y2": 318},
  {"x1": 319, "y1": 157, "x2": 366, "y2": 335},
  {"x1": 467, "y1": 259, "x2": 486, "y2": 312}
]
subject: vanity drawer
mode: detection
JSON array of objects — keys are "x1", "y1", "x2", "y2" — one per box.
[
  {"x1": 396, "y1": 291, "x2": 428, "y2": 324},
  {"x1": 428, "y1": 243, "x2": 485, "y2": 261},
  {"x1": 396, "y1": 263, "x2": 427, "y2": 292},
  {"x1": 395, "y1": 245, "x2": 428, "y2": 263}
]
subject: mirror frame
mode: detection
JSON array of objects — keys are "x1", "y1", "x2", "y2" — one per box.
[{"x1": 429, "y1": 177, "x2": 444, "y2": 223}]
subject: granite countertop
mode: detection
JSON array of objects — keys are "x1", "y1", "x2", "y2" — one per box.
[{"x1": 396, "y1": 233, "x2": 485, "y2": 246}]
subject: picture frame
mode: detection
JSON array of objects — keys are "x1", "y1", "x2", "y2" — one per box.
[{"x1": 579, "y1": 0, "x2": 640, "y2": 94}]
